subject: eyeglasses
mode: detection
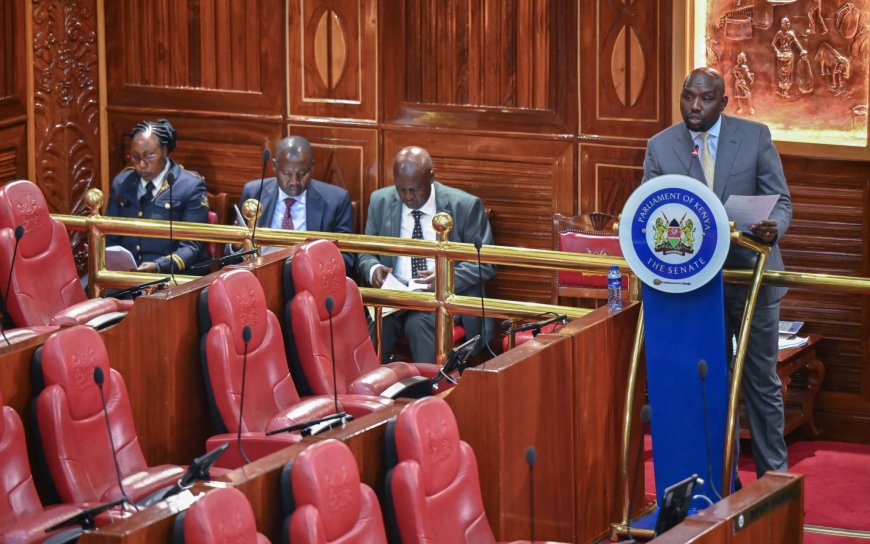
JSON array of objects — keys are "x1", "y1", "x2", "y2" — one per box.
[{"x1": 129, "y1": 152, "x2": 160, "y2": 165}]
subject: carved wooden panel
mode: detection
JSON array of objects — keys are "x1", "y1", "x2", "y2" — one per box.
[
  {"x1": 578, "y1": 143, "x2": 646, "y2": 216},
  {"x1": 383, "y1": 130, "x2": 574, "y2": 303},
  {"x1": 383, "y1": 0, "x2": 577, "y2": 134},
  {"x1": 105, "y1": 0, "x2": 284, "y2": 113},
  {"x1": 287, "y1": 124, "x2": 377, "y2": 233},
  {"x1": 580, "y1": 0, "x2": 672, "y2": 138},
  {"x1": 0, "y1": 0, "x2": 27, "y2": 183},
  {"x1": 287, "y1": 0, "x2": 377, "y2": 121},
  {"x1": 108, "y1": 113, "x2": 282, "y2": 209}
]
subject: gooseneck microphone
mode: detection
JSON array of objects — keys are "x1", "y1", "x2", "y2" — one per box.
[
  {"x1": 324, "y1": 296, "x2": 340, "y2": 415},
  {"x1": 688, "y1": 145, "x2": 700, "y2": 177},
  {"x1": 249, "y1": 148, "x2": 271, "y2": 252},
  {"x1": 237, "y1": 325, "x2": 252, "y2": 464},
  {"x1": 165, "y1": 173, "x2": 177, "y2": 285},
  {"x1": 0, "y1": 225, "x2": 24, "y2": 345},
  {"x1": 623, "y1": 404, "x2": 651, "y2": 544},
  {"x1": 93, "y1": 367, "x2": 137, "y2": 510},
  {"x1": 472, "y1": 235, "x2": 498, "y2": 359},
  {"x1": 697, "y1": 359, "x2": 723, "y2": 500},
  {"x1": 525, "y1": 445, "x2": 537, "y2": 543},
  {"x1": 502, "y1": 313, "x2": 568, "y2": 336}
]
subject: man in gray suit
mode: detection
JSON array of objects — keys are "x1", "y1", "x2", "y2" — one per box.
[
  {"x1": 358, "y1": 146, "x2": 495, "y2": 364},
  {"x1": 233, "y1": 136, "x2": 354, "y2": 272},
  {"x1": 643, "y1": 67, "x2": 792, "y2": 477}
]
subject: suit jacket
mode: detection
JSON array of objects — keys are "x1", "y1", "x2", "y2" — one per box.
[
  {"x1": 642, "y1": 114, "x2": 792, "y2": 301},
  {"x1": 106, "y1": 159, "x2": 209, "y2": 273},
  {"x1": 357, "y1": 182, "x2": 496, "y2": 343},
  {"x1": 238, "y1": 178, "x2": 355, "y2": 271}
]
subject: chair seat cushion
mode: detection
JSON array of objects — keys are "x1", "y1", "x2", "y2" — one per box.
[
  {"x1": 50, "y1": 298, "x2": 133, "y2": 327},
  {"x1": 347, "y1": 363, "x2": 423, "y2": 396},
  {"x1": 335, "y1": 394, "x2": 393, "y2": 417},
  {"x1": 1, "y1": 326, "x2": 58, "y2": 346},
  {"x1": 0, "y1": 503, "x2": 81, "y2": 544},
  {"x1": 265, "y1": 397, "x2": 341, "y2": 435},
  {"x1": 99, "y1": 465, "x2": 186, "y2": 503}
]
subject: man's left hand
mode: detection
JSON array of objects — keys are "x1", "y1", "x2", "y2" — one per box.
[
  {"x1": 137, "y1": 261, "x2": 159, "y2": 273},
  {"x1": 749, "y1": 219, "x2": 778, "y2": 243},
  {"x1": 415, "y1": 270, "x2": 436, "y2": 291}
]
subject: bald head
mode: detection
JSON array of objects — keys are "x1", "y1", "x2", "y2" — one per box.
[
  {"x1": 273, "y1": 136, "x2": 314, "y2": 197},
  {"x1": 680, "y1": 67, "x2": 728, "y2": 132},
  {"x1": 393, "y1": 146, "x2": 434, "y2": 209}
]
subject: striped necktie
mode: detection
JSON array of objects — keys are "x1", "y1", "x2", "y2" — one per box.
[{"x1": 700, "y1": 132, "x2": 715, "y2": 190}]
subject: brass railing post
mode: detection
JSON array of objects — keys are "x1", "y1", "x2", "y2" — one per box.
[
  {"x1": 433, "y1": 212, "x2": 455, "y2": 365},
  {"x1": 241, "y1": 198, "x2": 263, "y2": 252},
  {"x1": 84, "y1": 188, "x2": 105, "y2": 298}
]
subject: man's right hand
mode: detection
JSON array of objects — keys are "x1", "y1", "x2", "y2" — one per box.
[{"x1": 371, "y1": 266, "x2": 393, "y2": 288}]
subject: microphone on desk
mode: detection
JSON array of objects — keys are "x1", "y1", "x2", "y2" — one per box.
[
  {"x1": 166, "y1": 173, "x2": 177, "y2": 285},
  {"x1": 93, "y1": 367, "x2": 137, "y2": 511},
  {"x1": 265, "y1": 412, "x2": 350, "y2": 436},
  {"x1": 250, "y1": 148, "x2": 271, "y2": 253},
  {"x1": 688, "y1": 145, "x2": 699, "y2": 178},
  {"x1": 472, "y1": 235, "x2": 498, "y2": 359},
  {"x1": 502, "y1": 313, "x2": 568, "y2": 335},
  {"x1": 0, "y1": 225, "x2": 25, "y2": 345},
  {"x1": 237, "y1": 325, "x2": 252, "y2": 464},
  {"x1": 324, "y1": 296, "x2": 341, "y2": 416},
  {"x1": 102, "y1": 277, "x2": 171, "y2": 299},
  {"x1": 526, "y1": 445, "x2": 537, "y2": 543},
  {"x1": 622, "y1": 403, "x2": 651, "y2": 544},
  {"x1": 697, "y1": 359, "x2": 723, "y2": 500},
  {"x1": 188, "y1": 248, "x2": 259, "y2": 272}
]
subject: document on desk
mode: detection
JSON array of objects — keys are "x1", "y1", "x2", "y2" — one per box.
[
  {"x1": 723, "y1": 194, "x2": 780, "y2": 233},
  {"x1": 105, "y1": 245, "x2": 137, "y2": 271},
  {"x1": 372, "y1": 273, "x2": 428, "y2": 317}
]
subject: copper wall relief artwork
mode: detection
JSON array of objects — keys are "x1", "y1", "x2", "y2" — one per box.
[{"x1": 694, "y1": 0, "x2": 869, "y2": 147}]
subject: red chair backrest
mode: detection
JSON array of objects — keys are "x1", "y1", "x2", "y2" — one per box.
[
  {"x1": 205, "y1": 269, "x2": 303, "y2": 432},
  {"x1": 557, "y1": 230, "x2": 624, "y2": 289},
  {"x1": 285, "y1": 439, "x2": 387, "y2": 543},
  {"x1": 289, "y1": 240, "x2": 380, "y2": 395},
  {"x1": 175, "y1": 487, "x2": 267, "y2": 544},
  {"x1": 0, "y1": 180, "x2": 87, "y2": 326},
  {"x1": 35, "y1": 326, "x2": 149, "y2": 504},
  {"x1": 0, "y1": 390, "x2": 44, "y2": 525},
  {"x1": 389, "y1": 397, "x2": 497, "y2": 543}
]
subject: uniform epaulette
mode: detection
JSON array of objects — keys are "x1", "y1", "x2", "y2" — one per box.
[{"x1": 179, "y1": 165, "x2": 204, "y2": 180}]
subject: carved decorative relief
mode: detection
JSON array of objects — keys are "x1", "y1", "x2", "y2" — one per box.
[{"x1": 31, "y1": 0, "x2": 101, "y2": 273}]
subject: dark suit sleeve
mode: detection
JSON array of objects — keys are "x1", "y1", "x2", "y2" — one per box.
[
  {"x1": 756, "y1": 125, "x2": 792, "y2": 238},
  {"x1": 356, "y1": 195, "x2": 385, "y2": 285},
  {"x1": 642, "y1": 138, "x2": 663, "y2": 183},
  {"x1": 453, "y1": 196, "x2": 496, "y2": 294},
  {"x1": 331, "y1": 191, "x2": 356, "y2": 272},
  {"x1": 156, "y1": 177, "x2": 208, "y2": 273}
]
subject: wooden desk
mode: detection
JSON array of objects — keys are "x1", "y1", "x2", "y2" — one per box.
[
  {"x1": 740, "y1": 334, "x2": 825, "y2": 439},
  {"x1": 649, "y1": 472, "x2": 804, "y2": 544}
]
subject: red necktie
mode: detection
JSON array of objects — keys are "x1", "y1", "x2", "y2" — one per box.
[{"x1": 282, "y1": 197, "x2": 296, "y2": 230}]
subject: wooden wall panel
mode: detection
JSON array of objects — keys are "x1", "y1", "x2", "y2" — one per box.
[
  {"x1": 579, "y1": 143, "x2": 646, "y2": 216},
  {"x1": 105, "y1": 0, "x2": 284, "y2": 114},
  {"x1": 383, "y1": 130, "x2": 575, "y2": 303},
  {"x1": 287, "y1": 124, "x2": 378, "y2": 233},
  {"x1": 0, "y1": 0, "x2": 27, "y2": 184},
  {"x1": 287, "y1": 0, "x2": 378, "y2": 121},
  {"x1": 383, "y1": 0, "x2": 577, "y2": 134},
  {"x1": 107, "y1": 113, "x2": 282, "y2": 208},
  {"x1": 579, "y1": 0, "x2": 672, "y2": 139}
]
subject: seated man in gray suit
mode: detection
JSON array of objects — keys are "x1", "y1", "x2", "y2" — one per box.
[
  {"x1": 643, "y1": 67, "x2": 792, "y2": 478},
  {"x1": 233, "y1": 135, "x2": 354, "y2": 272},
  {"x1": 357, "y1": 146, "x2": 496, "y2": 364}
]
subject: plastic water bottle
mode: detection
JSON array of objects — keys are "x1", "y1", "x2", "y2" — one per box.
[{"x1": 607, "y1": 265, "x2": 623, "y2": 311}]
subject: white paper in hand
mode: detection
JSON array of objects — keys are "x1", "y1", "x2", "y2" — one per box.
[
  {"x1": 723, "y1": 194, "x2": 780, "y2": 233},
  {"x1": 105, "y1": 245, "x2": 137, "y2": 271}
]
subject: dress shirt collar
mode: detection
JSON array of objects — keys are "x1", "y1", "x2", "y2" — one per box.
[{"x1": 401, "y1": 184, "x2": 437, "y2": 219}]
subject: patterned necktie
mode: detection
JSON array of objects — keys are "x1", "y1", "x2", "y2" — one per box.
[
  {"x1": 282, "y1": 197, "x2": 296, "y2": 230},
  {"x1": 139, "y1": 182, "x2": 155, "y2": 208},
  {"x1": 700, "y1": 132, "x2": 715, "y2": 190},
  {"x1": 411, "y1": 210, "x2": 427, "y2": 279}
]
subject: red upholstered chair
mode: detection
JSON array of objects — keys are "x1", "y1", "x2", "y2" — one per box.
[
  {"x1": 281, "y1": 439, "x2": 387, "y2": 544},
  {"x1": 200, "y1": 269, "x2": 382, "y2": 468},
  {"x1": 386, "y1": 396, "x2": 555, "y2": 544},
  {"x1": 285, "y1": 239, "x2": 437, "y2": 399},
  {"x1": 0, "y1": 180, "x2": 131, "y2": 328},
  {"x1": 32, "y1": 326, "x2": 185, "y2": 506},
  {"x1": 0, "y1": 389, "x2": 82, "y2": 544},
  {"x1": 172, "y1": 487, "x2": 268, "y2": 544}
]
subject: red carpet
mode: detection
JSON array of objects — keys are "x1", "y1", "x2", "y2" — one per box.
[{"x1": 638, "y1": 437, "x2": 870, "y2": 541}]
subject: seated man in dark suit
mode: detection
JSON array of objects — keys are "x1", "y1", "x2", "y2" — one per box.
[
  {"x1": 357, "y1": 146, "x2": 496, "y2": 364},
  {"x1": 233, "y1": 135, "x2": 354, "y2": 271},
  {"x1": 106, "y1": 118, "x2": 209, "y2": 274}
]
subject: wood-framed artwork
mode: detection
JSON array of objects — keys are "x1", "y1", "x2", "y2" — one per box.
[{"x1": 672, "y1": 0, "x2": 869, "y2": 160}]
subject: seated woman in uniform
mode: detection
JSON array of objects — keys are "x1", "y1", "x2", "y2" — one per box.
[{"x1": 106, "y1": 119, "x2": 210, "y2": 274}]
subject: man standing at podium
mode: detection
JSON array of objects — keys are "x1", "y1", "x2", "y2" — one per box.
[{"x1": 642, "y1": 67, "x2": 792, "y2": 477}]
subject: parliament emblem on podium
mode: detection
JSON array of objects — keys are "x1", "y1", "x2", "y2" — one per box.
[{"x1": 619, "y1": 175, "x2": 730, "y2": 293}]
